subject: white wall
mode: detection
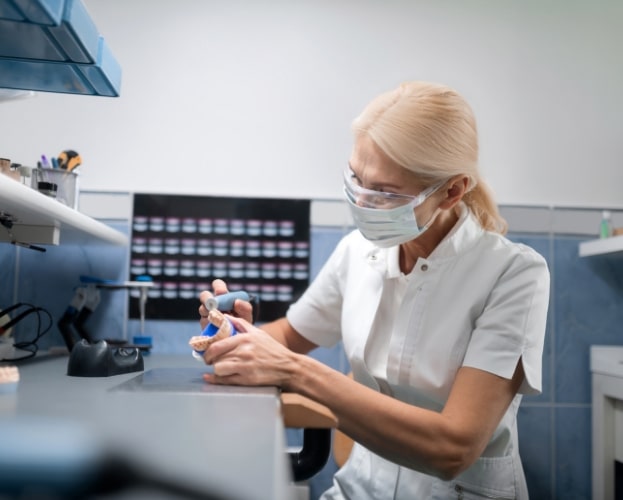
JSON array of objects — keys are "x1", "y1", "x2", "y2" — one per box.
[{"x1": 1, "y1": 0, "x2": 622, "y2": 207}]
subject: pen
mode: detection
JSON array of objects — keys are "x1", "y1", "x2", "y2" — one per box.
[{"x1": 40, "y1": 155, "x2": 50, "y2": 168}]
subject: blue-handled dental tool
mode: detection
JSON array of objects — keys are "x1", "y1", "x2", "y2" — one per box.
[{"x1": 204, "y1": 291, "x2": 250, "y2": 312}]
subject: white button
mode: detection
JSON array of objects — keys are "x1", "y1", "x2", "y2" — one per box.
[{"x1": 421, "y1": 264, "x2": 429, "y2": 271}]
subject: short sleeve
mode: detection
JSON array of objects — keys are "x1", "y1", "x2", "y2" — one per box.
[
  {"x1": 286, "y1": 232, "x2": 354, "y2": 347},
  {"x1": 463, "y1": 246, "x2": 550, "y2": 395}
]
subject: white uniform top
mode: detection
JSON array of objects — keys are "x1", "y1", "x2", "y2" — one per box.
[{"x1": 287, "y1": 204, "x2": 550, "y2": 500}]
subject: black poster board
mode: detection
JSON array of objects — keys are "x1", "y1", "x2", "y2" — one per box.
[{"x1": 130, "y1": 194, "x2": 311, "y2": 322}]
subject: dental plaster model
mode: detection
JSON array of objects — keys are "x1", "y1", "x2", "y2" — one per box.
[
  {"x1": 0, "y1": 366, "x2": 19, "y2": 393},
  {"x1": 189, "y1": 309, "x2": 235, "y2": 354}
]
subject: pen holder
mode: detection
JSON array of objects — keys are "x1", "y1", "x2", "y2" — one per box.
[{"x1": 32, "y1": 168, "x2": 79, "y2": 210}]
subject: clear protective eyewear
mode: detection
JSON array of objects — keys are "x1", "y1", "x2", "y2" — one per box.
[{"x1": 343, "y1": 166, "x2": 441, "y2": 210}]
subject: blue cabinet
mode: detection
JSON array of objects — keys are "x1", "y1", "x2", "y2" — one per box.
[{"x1": 0, "y1": 0, "x2": 121, "y2": 97}]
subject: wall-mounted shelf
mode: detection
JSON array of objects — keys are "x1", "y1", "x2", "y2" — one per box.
[
  {"x1": 0, "y1": 173, "x2": 127, "y2": 246},
  {"x1": 579, "y1": 235, "x2": 623, "y2": 258}
]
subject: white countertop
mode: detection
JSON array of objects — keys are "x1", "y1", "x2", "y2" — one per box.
[
  {"x1": 590, "y1": 345, "x2": 623, "y2": 378},
  {"x1": 0, "y1": 354, "x2": 291, "y2": 500}
]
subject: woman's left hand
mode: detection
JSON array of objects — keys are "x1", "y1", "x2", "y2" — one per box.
[{"x1": 201, "y1": 316, "x2": 299, "y2": 389}]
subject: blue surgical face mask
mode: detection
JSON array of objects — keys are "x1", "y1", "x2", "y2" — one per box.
[{"x1": 343, "y1": 168, "x2": 443, "y2": 248}]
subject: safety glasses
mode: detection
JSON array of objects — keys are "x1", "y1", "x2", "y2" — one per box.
[{"x1": 343, "y1": 166, "x2": 441, "y2": 210}]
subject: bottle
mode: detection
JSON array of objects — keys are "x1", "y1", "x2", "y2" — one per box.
[{"x1": 600, "y1": 210, "x2": 613, "y2": 239}]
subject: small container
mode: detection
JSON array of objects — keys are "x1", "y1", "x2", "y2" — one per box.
[
  {"x1": 147, "y1": 283, "x2": 162, "y2": 299},
  {"x1": 130, "y1": 259, "x2": 147, "y2": 275},
  {"x1": 147, "y1": 259, "x2": 163, "y2": 276},
  {"x1": 228, "y1": 261, "x2": 245, "y2": 279},
  {"x1": 165, "y1": 217, "x2": 181, "y2": 232},
  {"x1": 263, "y1": 220, "x2": 278, "y2": 237},
  {"x1": 32, "y1": 168, "x2": 79, "y2": 208},
  {"x1": 197, "y1": 239, "x2": 212, "y2": 256},
  {"x1": 148, "y1": 238, "x2": 164, "y2": 254},
  {"x1": 600, "y1": 210, "x2": 613, "y2": 239},
  {"x1": 213, "y1": 239, "x2": 229, "y2": 256},
  {"x1": 294, "y1": 263, "x2": 309, "y2": 280},
  {"x1": 132, "y1": 237, "x2": 147, "y2": 253},
  {"x1": 261, "y1": 262, "x2": 277, "y2": 279},
  {"x1": 162, "y1": 282, "x2": 178, "y2": 299},
  {"x1": 245, "y1": 240, "x2": 261, "y2": 257},
  {"x1": 197, "y1": 218, "x2": 213, "y2": 234},
  {"x1": 179, "y1": 260, "x2": 195, "y2": 277},
  {"x1": 164, "y1": 238, "x2": 181, "y2": 254},
  {"x1": 214, "y1": 219, "x2": 229, "y2": 234},
  {"x1": 245, "y1": 262, "x2": 260, "y2": 279},
  {"x1": 149, "y1": 217, "x2": 165, "y2": 232},
  {"x1": 260, "y1": 284, "x2": 277, "y2": 301},
  {"x1": 182, "y1": 218, "x2": 198, "y2": 233},
  {"x1": 277, "y1": 284, "x2": 293, "y2": 302},
  {"x1": 277, "y1": 263, "x2": 293, "y2": 279},
  {"x1": 230, "y1": 219, "x2": 246, "y2": 235},
  {"x1": 230, "y1": 240, "x2": 245, "y2": 257},
  {"x1": 277, "y1": 241, "x2": 294, "y2": 258},
  {"x1": 278, "y1": 220, "x2": 295, "y2": 237},
  {"x1": 180, "y1": 239, "x2": 196, "y2": 255},
  {"x1": 163, "y1": 259, "x2": 179, "y2": 276},
  {"x1": 262, "y1": 241, "x2": 277, "y2": 258},
  {"x1": 246, "y1": 220, "x2": 263, "y2": 236},
  {"x1": 133, "y1": 216, "x2": 148, "y2": 232},
  {"x1": 196, "y1": 261, "x2": 211, "y2": 278},
  {"x1": 294, "y1": 241, "x2": 309, "y2": 258},
  {"x1": 212, "y1": 261, "x2": 227, "y2": 277},
  {"x1": 179, "y1": 282, "x2": 196, "y2": 299}
]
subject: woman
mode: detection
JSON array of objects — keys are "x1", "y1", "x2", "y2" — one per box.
[{"x1": 198, "y1": 81, "x2": 550, "y2": 499}]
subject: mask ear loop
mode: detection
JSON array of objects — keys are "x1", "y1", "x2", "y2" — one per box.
[{"x1": 412, "y1": 181, "x2": 446, "y2": 230}]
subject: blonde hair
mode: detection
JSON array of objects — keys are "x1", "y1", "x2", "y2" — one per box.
[{"x1": 352, "y1": 81, "x2": 507, "y2": 234}]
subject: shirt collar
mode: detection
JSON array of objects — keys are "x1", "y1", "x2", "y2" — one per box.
[{"x1": 427, "y1": 202, "x2": 484, "y2": 260}]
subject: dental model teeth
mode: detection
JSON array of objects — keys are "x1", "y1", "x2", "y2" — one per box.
[
  {"x1": 0, "y1": 366, "x2": 19, "y2": 393},
  {"x1": 189, "y1": 309, "x2": 233, "y2": 352}
]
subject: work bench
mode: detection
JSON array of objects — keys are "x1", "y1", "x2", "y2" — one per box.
[{"x1": 0, "y1": 353, "x2": 337, "y2": 499}]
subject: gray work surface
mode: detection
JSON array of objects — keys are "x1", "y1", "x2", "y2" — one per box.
[{"x1": 0, "y1": 353, "x2": 292, "y2": 500}]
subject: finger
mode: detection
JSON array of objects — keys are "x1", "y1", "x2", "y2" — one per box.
[
  {"x1": 202, "y1": 334, "x2": 240, "y2": 364},
  {"x1": 212, "y1": 279, "x2": 229, "y2": 295},
  {"x1": 198, "y1": 290, "x2": 214, "y2": 319},
  {"x1": 199, "y1": 316, "x2": 209, "y2": 331},
  {"x1": 203, "y1": 373, "x2": 238, "y2": 385},
  {"x1": 228, "y1": 315, "x2": 254, "y2": 333},
  {"x1": 211, "y1": 359, "x2": 244, "y2": 378},
  {"x1": 233, "y1": 299, "x2": 254, "y2": 323}
]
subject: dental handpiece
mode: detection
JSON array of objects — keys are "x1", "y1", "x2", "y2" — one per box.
[{"x1": 204, "y1": 291, "x2": 250, "y2": 312}]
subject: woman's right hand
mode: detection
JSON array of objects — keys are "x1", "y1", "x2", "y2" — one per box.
[{"x1": 198, "y1": 279, "x2": 254, "y2": 329}]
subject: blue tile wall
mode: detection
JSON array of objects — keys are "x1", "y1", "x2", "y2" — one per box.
[
  {"x1": 0, "y1": 243, "x2": 17, "y2": 309},
  {"x1": 4, "y1": 206, "x2": 623, "y2": 499},
  {"x1": 1, "y1": 221, "x2": 130, "y2": 355}
]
